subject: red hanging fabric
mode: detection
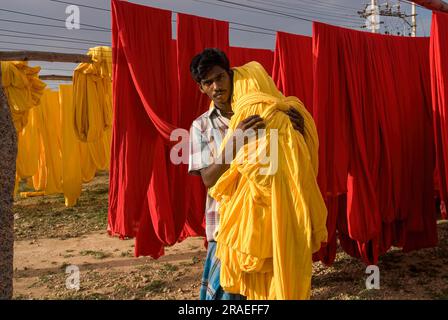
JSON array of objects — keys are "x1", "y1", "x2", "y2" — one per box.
[
  {"x1": 272, "y1": 32, "x2": 313, "y2": 112},
  {"x1": 311, "y1": 23, "x2": 350, "y2": 264},
  {"x1": 109, "y1": 0, "x2": 185, "y2": 258},
  {"x1": 313, "y1": 22, "x2": 437, "y2": 265},
  {"x1": 177, "y1": 13, "x2": 229, "y2": 129},
  {"x1": 229, "y1": 46, "x2": 273, "y2": 75},
  {"x1": 176, "y1": 13, "x2": 230, "y2": 240},
  {"x1": 431, "y1": 12, "x2": 448, "y2": 220}
]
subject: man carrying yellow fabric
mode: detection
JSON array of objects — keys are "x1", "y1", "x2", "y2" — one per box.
[{"x1": 188, "y1": 48, "x2": 327, "y2": 300}]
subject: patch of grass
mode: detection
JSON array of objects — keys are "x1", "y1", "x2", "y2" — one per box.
[
  {"x1": 13, "y1": 294, "x2": 30, "y2": 300},
  {"x1": 432, "y1": 289, "x2": 448, "y2": 300},
  {"x1": 357, "y1": 288, "x2": 381, "y2": 300},
  {"x1": 190, "y1": 256, "x2": 200, "y2": 265},
  {"x1": 387, "y1": 275, "x2": 403, "y2": 290},
  {"x1": 120, "y1": 250, "x2": 133, "y2": 258},
  {"x1": 13, "y1": 177, "x2": 109, "y2": 241},
  {"x1": 80, "y1": 250, "x2": 111, "y2": 260},
  {"x1": 38, "y1": 274, "x2": 53, "y2": 284},
  {"x1": 162, "y1": 263, "x2": 179, "y2": 272},
  {"x1": 60, "y1": 262, "x2": 70, "y2": 270},
  {"x1": 144, "y1": 280, "x2": 166, "y2": 293},
  {"x1": 88, "y1": 188, "x2": 109, "y2": 196}
]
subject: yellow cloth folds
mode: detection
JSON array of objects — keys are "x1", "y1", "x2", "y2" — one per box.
[
  {"x1": 209, "y1": 62, "x2": 327, "y2": 300},
  {"x1": 1, "y1": 61, "x2": 46, "y2": 132},
  {"x1": 35, "y1": 89, "x2": 63, "y2": 194},
  {"x1": 16, "y1": 106, "x2": 40, "y2": 178},
  {"x1": 73, "y1": 46, "x2": 112, "y2": 142},
  {"x1": 59, "y1": 84, "x2": 82, "y2": 206},
  {"x1": 12, "y1": 70, "x2": 110, "y2": 205},
  {"x1": 59, "y1": 83, "x2": 108, "y2": 205}
]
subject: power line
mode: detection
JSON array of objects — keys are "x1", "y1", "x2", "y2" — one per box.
[
  {"x1": 213, "y1": 0, "x2": 357, "y2": 27},
  {"x1": 48, "y1": 0, "x2": 110, "y2": 12},
  {"x1": 59, "y1": 0, "x2": 355, "y2": 28},
  {"x1": 0, "y1": 40, "x2": 89, "y2": 52},
  {"x1": 0, "y1": 8, "x2": 110, "y2": 31},
  {"x1": 215, "y1": 0, "x2": 313, "y2": 23},
  {"x1": 401, "y1": 0, "x2": 425, "y2": 9},
  {"x1": 173, "y1": 16, "x2": 278, "y2": 33},
  {"x1": 230, "y1": 27, "x2": 275, "y2": 36},
  {"x1": 0, "y1": 33, "x2": 109, "y2": 46},
  {"x1": 192, "y1": 0, "x2": 291, "y2": 19},
  {"x1": 292, "y1": 0, "x2": 361, "y2": 12},
  {"x1": 48, "y1": 0, "x2": 295, "y2": 35},
  {"x1": 0, "y1": 18, "x2": 110, "y2": 33},
  {"x1": 0, "y1": 28, "x2": 110, "y2": 45},
  {"x1": 246, "y1": 0, "x2": 364, "y2": 23}
]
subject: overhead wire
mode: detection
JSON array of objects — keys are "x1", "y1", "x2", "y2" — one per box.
[
  {"x1": 0, "y1": 8, "x2": 110, "y2": 30},
  {"x1": 246, "y1": 0, "x2": 364, "y2": 24}
]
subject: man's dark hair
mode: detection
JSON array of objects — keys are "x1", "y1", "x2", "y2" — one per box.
[{"x1": 190, "y1": 48, "x2": 230, "y2": 84}]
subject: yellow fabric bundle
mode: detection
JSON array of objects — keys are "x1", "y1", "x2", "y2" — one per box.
[
  {"x1": 0, "y1": 61, "x2": 46, "y2": 132},
  {"x1": 209, "y1": 62, "x2": 327, "y2": 300},
  {"x1": 73, "y1": 46, "x2": 112, "y2": 142}
]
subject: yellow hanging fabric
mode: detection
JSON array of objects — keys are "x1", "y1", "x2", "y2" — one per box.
[
  {"x1": 0, "y1": 61, "x2": 46, "y2": 132},
  {"x1": 87, "y1": 127, "x2": 111, "y2": 171},
  {"x1": 32, "y1": 135, "x2": 47, "y2": 191},
  {"x1": 80, "y1": 142, "x2": 97, "y2": 183},
  {"x1": 59, "y1": 84, "x2": 82, "y2": 207},
  {"x1": 16, "y1": 106, "x2": 40, "y2": 179},
  {"x1": 73, "y1": 46, "x2": 112, "y2": 142},
  {"x1": 209, "y1": 62, "x2": 327, "y2": 300},
  {"x1": 34, "y1": 89, "x2": 63, "y2": 194}
]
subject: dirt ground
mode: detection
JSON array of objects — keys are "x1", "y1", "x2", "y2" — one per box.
[{"x1": 12, "y1": 172, "x2": 448, "y2": 300}]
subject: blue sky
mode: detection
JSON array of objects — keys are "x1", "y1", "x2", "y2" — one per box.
[{"x1": 0, "y1": 0, "x2": 434, "y2": 89}]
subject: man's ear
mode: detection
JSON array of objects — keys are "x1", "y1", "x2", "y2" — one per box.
[{"x1": 198, "y1": 83, "x2": 205, "y2": 94}]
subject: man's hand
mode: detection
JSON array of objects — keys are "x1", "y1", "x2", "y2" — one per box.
[
  {"x1": 286, "y1": 107, "x2": 305, "y2": 135},
  {"x1": 235, "y1": 114, "x2": 266, "y2": 132},
  {"x1": 226, "y1": 115, "x2": 265, "y2": 160},
  {"x1": 199, "y1": 115, "x2": 265, "y2": 189}
]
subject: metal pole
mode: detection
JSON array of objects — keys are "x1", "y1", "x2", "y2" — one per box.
[
  {"x1": 411, "y1": 2, "x2": 417, "y2": 37},
  {"x1": 371, "y1": 0, "x2": 378, "y2": 33}
]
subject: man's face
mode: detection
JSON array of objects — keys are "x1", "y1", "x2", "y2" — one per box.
[{"x1": 199, "y1": 65, "x2": 232, "y2": 108}]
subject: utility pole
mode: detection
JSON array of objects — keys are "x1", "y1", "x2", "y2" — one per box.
[
  {"x1": 411, "y1": 2, "x2": 417, "y2": 37},
  {"x1": 358, "y1": 1, "x2": 417, "y2": 36},
  {"x1": 372, "y1": 0, "x2": 378, "y2": 33}
]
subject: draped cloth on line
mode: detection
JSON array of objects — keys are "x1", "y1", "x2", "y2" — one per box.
[
  {"x1": 110, "y1": 0, "x2": 233, "y2": 257},
  {"x1": 272, "y1": 32, "x2": 313, "y2": 113},
  {"x1": 176, "y1": 12, "x2": 230, "y2": 241},
  {"x1": 313, "y1": 22, "x2": 436, "y2": 265},
  {"x1": 73, "y1": 46, "x2": 113, "y2": 143},
  {"x1": 230, "y1": 46, "x2": 273, "y2": 76},
  {"x1": 431, "y1": 11, "x2": 448, "y2": 220},
  {"x1": 0, "y1": 61, "x2": 46, "y2": 133},
  {"x1": 269, "y1": 32, "x2": 336, "y2": 264},
  {"x1": 209, "y1": 62, "x2": 327, "y2": 300},
  {"x1": 109, "y1": 0, "x2": 178, "y2": 259}
]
